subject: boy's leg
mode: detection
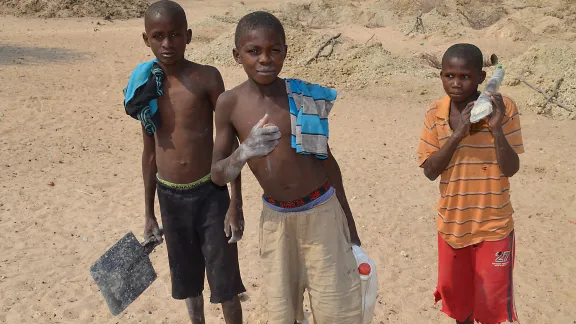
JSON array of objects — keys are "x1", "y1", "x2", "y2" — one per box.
[
  {"x1": 473, "y1": 231, "x2": 518, "y2": 324},
  {"x1": 185, "y1": 296, "x2": 205, "y2": 324},
  {"x1": 303, "y1": 196, "x2": 362, "y2": 324},
  {"x1": 435, "y1": 233, "x2": 475, "y2": 323},
  {"x1": 259, "y1": 203, "x2": 304, "y2": 324},
  {"x1": 157, "y1": 183, "x2": 207, "y2": 322},
  {"x1": 198, "y1": 183, "x2": 246, "y2": 324}
]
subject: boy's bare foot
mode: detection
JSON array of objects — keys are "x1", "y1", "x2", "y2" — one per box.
[
  {"x1": 185, "y1": 296, "x2": 205, "y2": 324},
  {"x1": 221, "y1": 295, "x2": 242, "y2": 324}
]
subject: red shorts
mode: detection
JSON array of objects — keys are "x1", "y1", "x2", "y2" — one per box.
[{"x1": 435, "y1": 231, "x2": 518, "y2": 324}]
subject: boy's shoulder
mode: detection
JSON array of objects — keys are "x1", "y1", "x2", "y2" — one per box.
[
  {"x1": 424, "y1": 96, "x2": 450, "y2": 119},
  {"x1": 184, "y1": 60, "x2": 222, "y2": 80}
]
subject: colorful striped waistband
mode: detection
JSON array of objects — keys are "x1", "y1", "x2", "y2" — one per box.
[
  {"x1": 156, "y1": 173, "x2": 211, "y2": 189},
  {"x1": 264, "y1": 181, "x2": 332, "y2": 209}
]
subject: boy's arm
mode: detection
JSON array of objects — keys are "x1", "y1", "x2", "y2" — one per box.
[
  {"x1": 323, "y1": 145, "x2": 361, "y2": 246},
  {"x1": 207, "y1": 68, "x2": 244, "y2": 243},
  {"x1": 487, "y1": 93, "x2": 520, "y2": 177},
  {"x1": 142, "y1": 127, "x2": 162, "y2": 243},
  {"x1": 211, "y1": 94, "x2": 281, "y2": 186},
  {"x1": 421, "y1": 102, "x2": 474, "y2": 180}
]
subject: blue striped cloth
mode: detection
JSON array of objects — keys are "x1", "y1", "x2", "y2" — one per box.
[
  {"x1": 123, "y1": 59, "x2": 164, "y2": 135},
  {"x1": 285, "y1": 78, "x2": 337, "y2": 159}
]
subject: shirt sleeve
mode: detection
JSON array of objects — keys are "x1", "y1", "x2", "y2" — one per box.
[
  {"x1": 501, "y1": 96, "x2": 524, "y2": 154},
  {"x1": 417, "y1": 104, "x2": 441, "y2": 166}
]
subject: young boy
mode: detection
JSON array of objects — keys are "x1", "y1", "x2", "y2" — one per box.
[
  {"x1": 125, "y1": 1, "x2": 246, "y2": 323},
  {"x1": 417, "y1": 44, "x2": 524, "y2": 324},
  {"x1": 210, "y1": 11, "x2": 362, "y2": 324}
]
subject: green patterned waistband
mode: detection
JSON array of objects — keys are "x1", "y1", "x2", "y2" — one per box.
[{"x1": 156, "y1": 173, "x2": 211, "y2": 189}]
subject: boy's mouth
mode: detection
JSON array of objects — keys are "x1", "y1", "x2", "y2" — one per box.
[
  {"x1": 161, "y1": 52, "x2": 175, "y2": 58},
  {"x1": 257, "y1": 70, "x2": 276, "y2": 76}
]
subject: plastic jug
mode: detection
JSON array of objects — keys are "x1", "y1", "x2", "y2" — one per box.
[
  {"x1": 470, "y1": 65, "x2": 505, "y2": 123},
  {"x1": 352, "y1": 245, "x2": 378, "y2": 324}
]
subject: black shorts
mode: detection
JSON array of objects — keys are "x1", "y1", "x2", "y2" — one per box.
[{"x1": 157, "y1": 179, "x2": 246, "y2": 303}]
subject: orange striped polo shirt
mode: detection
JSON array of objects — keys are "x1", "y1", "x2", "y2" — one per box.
[{"x1": 417, "y1": 95, "x2": 524, "y2": 248}]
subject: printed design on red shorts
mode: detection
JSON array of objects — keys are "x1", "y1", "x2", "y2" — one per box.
[
  {"x1": 493, "y1": 250, "x2": 511, "y2": 267},
  {"x1": 265, "y1": 181, "x2": 332, "y2": 208}
]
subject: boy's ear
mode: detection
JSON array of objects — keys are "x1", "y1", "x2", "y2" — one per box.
[
  {"x1": 479, "y1": 70, "x2": 487, "y2": 84},
  {"x1": 233, "y1": 48, "x2": 241, "y2": 64},
  {"x1": 283, "y1": 44, "x2": 288, "y2": 60},
  {"x1": 186, "y1": 29, "x2": 192, "y2": 44},
  {"x1": 142, "y1": 32, "x2": 151, "y2": 47}
]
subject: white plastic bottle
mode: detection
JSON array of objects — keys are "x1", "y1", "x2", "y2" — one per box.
[
  {"x1": 352, "y1": 245, "x2": 378, "y2": 324},
  {"x1": 470, "y1": 65, "x2": 505, "y2": 123}
]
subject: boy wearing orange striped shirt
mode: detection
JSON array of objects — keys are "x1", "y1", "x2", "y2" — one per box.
[{"x1": 417, "y1": 44, "x2": 523, "y2": 324}]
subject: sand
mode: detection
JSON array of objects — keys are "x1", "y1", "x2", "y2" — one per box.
[{"x1": 0, "y1": 0, "x2": 575, "y2": 323}]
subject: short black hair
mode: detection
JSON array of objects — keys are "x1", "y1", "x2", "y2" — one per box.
[
  {"x1": 442, "y1": 43, "x2": 483, "y2": 71},
  {"x1": 145, "y1": 0, "x2": 187, "y2": 27},
  {"x1": 234, "y1": 11, "x2": 285, "y2": 48}
]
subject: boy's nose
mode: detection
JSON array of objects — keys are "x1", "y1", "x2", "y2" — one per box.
[
  {"x1": 162, "y1": 38, "x2": 172, "y2": 49},
  {"x1": 259, "y1": 53, "x2": 272, "y2": 64}
]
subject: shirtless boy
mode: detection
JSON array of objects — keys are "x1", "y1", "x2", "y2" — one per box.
[
  {"x1": 132, "y1": 1, "x2": 245, "y2": 322},
  {"x1": 211, "y1": 11, "x2": 362, "y2": 324}
]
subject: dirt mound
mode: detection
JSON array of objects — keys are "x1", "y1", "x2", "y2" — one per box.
[
  {"x1": 0, "y1": 0, "x2": 150, "y2": 19},
  {"x1": 506, "y1": 43, "x2": 576, "y2": 119}
]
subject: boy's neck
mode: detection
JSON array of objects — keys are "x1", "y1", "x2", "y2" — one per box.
[
  {"x1": 157, "y1": 58, "x2": 189, "y2": 76},
  {"x1": 451, "y1": 91, "x2": 480, "y2": 111},
  {"x1": 247, "y1": 77, "x2": 285, "y2": 97}
]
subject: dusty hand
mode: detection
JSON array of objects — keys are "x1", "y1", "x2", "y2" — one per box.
[
  {"x1": 454, "y1": 101, "x2": 475, "y2": 139},
  {"x1": 224, "y1": 206, "x2": 245, "y2": 244},
  {"x1": 239, "y1": 114, "x2": 281, "y2": 161},
  {"x1": 487, "y1": 92, "x2": 506, "y2": 131},
  {"x1": 144, "y1": 216, "x2": 163, "y2": 244}
]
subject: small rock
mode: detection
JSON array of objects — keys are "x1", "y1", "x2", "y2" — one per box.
[
  {"x1": 83, "y1": 237, "x2": 88, "y2": 242},
  {"x1": 48, "y1": 181, "x2": 55, "y2": 186},
  {"x1": 400, "y1": 251, "x2": 409, "y2": 258}
]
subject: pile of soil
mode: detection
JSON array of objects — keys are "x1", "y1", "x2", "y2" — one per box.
[
  {"x1": 0, "y1": 0, "x2": 150, "y2": 19},
  {"x1": 506, "y1": 43, "x2": 576, "y2": 119}
]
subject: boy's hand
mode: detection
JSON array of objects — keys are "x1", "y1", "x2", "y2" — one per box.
[
  {"x1": 239, "y1": 114, "x2": 281, "y2": 161},
  {"x1": 224, "y1": 206, "x2": 245, "y2": 244},
  {"x1": 487, "y1": 92, "x2": 506, "y2": 131},
  {"x1": 454, "y1": 102, "x2": 475, "y2": 140},
  {"x1": 350, "y1": 232, "x2": 362, "y2": 247},
  {"x1": 144, "y1": 216, "x2": 163, "y2": 244}
]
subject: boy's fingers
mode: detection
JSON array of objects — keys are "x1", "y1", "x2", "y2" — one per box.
[{"x1": 254, "y1": 114, "x2": 269, "y2": 129}]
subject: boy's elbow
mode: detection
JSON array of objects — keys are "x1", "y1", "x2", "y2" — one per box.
[
  {"x1": 423, "y1": 168, "x2": 438, "y2": 181},
  {"x1": 210, "y1": 165, "x2": 226, "y2": 186}
]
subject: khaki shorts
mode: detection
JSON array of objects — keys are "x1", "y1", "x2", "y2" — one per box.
[{"x1": 259, "y1": 194, "x2": 362, "y2": 324}]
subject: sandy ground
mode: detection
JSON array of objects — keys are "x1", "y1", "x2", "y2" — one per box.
[{"x1": 1, "y1": 0, "x2": 575, "y2": 323}]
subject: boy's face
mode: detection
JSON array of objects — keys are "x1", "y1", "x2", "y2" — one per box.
[
  {"x1": 143, "y1": 14, "x2": 191, "y2": 66},
  {"x1": 233, "y1": 28, "x2": 287, "y2": 85},
  {"x1": 440, "y1": 57, "x2": 486, "y2": 103}
]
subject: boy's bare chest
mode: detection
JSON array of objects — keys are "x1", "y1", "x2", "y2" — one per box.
[
  {"x1": 235, "y1": 96, "x2": 291, "y2": 140},
  {"x1": 157, "y1": 83, "x2": 210, "y2": 120}
]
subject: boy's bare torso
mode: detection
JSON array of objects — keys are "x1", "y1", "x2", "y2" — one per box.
[
  {"x1": 228, "y1": 79, "x2": 328, "y2": 201},
  {"x1": 154, "y1": 61, "x2": 218, "y2": 184}
]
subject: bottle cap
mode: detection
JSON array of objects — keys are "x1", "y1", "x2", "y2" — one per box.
[{"x1": 358, "y1": 263, "x2": 371, "y2": 275}]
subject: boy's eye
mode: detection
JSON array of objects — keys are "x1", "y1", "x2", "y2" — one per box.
[
  {"x1": 172, "y1": 32, "x2": 180, "y2": 37},
  {"x1": 248, "y1": 49, "x2": 258, "y2": 53},
  {"x1": 153, "y1": 34, "x2": 163, "y2": 40}
]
